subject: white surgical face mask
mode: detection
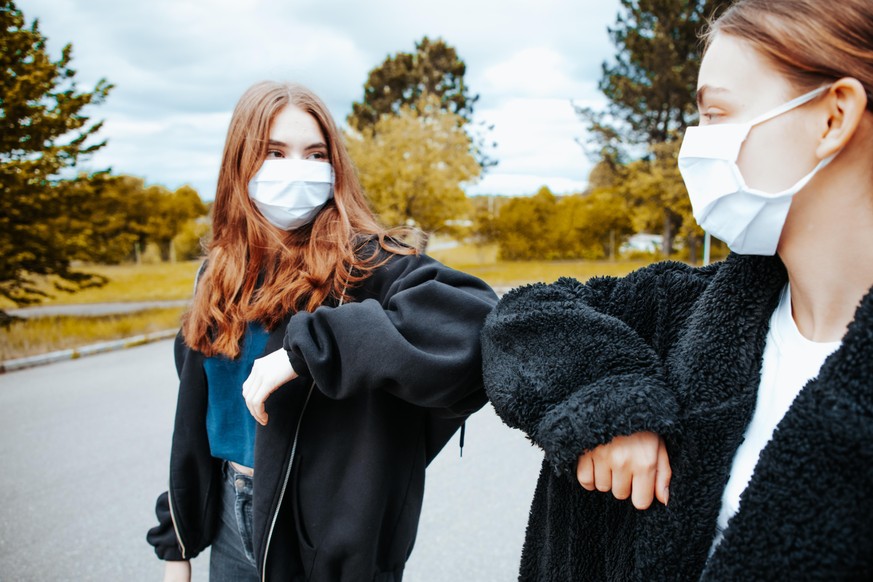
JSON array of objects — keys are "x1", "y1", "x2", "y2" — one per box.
[
  {"x1": 678, "y1": 85, "x2": 836, "y2": 255},
  {"x1": 248, "y1": 159, "x2": 335, "y2": 230}
]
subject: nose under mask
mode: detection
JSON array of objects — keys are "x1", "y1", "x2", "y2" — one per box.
[{"x1": 248, "y1": 159, "x2": 335, "y2": 230}]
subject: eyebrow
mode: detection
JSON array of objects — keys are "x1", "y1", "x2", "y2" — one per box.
[
  {"x1": 267, "y1": 139, "x2": 328, "y2": 150},
  {"x1": 696, "y1": 85, "x2": 731, "y2": 107}
]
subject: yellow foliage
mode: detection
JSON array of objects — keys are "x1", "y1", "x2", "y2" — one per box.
[
  {"x1": 612, "y1": 140, "x2": 703, "y2": 255},
  {"x1": 491, "y1": 186, "x2": 633, "y2": 260},
  {"x1": 345, "y1": 94, "x2": 480, "y2": 233}
]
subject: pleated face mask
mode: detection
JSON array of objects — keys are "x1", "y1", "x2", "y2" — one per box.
[
  {"x1": 678, "y1": 85, "x2": 836, "y2": 255},
  {"x1": 248, "y1": 159, "x2": 335, "y2": 230}
]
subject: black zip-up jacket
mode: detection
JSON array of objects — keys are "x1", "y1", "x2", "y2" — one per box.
[
  {"x1": 482, "y1": 254, "x2": 873, "y2": 580},
  {"x1": 147, "y1": 245, "x2": 497, "y2": 581}
]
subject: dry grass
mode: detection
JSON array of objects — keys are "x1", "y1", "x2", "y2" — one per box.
[
  {"x1": 0, "y1": 261, "x2": 202, "y2": 309},
  {"x1": 452, "y1": 260, "x2": 654, "y2": 288},
  {"x1": 1, "y1": 247, "x2": 660, "y2": 360},
  {"x1": 428, "y1": 244, "x2": 654, "y2": 287},
  {"x1": 1, "y1": 307, "x2": 185, "y2": 361}
]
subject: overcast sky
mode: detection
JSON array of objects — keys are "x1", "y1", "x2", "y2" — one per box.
[{"x1": 19, "y1": 0, "x2": 622, "y2": 200}]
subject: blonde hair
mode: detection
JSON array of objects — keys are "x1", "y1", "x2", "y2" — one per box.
[{"x1": 706, "y1": 0, "x2": 873, "y2": 111}]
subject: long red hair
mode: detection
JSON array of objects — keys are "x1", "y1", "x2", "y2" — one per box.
[{"x1": 183, "y1": 81, "x2": 414, "y2": 357}]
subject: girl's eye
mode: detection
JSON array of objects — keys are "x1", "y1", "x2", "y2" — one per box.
[
  {"x1": 308, "y1": 151, "x2": 328, "y2": 161},
  {"x1": 700, "y1": 110, "x2": 725, "y2": 124},
  {"x1": 266, "y1": 149, "x2": 284, "y2": 158}
]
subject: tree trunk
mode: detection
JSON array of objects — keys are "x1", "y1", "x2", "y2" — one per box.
[
  {"x1": 661, "y1": 209, "x2": 674, "y2": 259},
  {"x1": 610, "y1": 229, "x2": 616, "y2": 261},
  {"x1": 687, "y1": 233, "x2": 698, "y2": 265}
]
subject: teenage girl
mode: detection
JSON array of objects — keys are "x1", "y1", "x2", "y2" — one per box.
[{"x1": 148, "y1": 81, "x2": 496, "y2": 582}]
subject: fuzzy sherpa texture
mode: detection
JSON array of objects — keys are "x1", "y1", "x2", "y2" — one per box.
[{"x1": 481, "y1": 254, "x2": 873, "y2": 581}]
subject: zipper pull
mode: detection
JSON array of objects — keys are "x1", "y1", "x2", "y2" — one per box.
[{"x1": 459, "y1": 422, "x2": 466, "y2": 458}]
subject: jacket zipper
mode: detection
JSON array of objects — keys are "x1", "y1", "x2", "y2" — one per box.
[
  {"x1": 261, "y1": 380, "x2": 315, "y2": 582},
  {"x1": 167, "y1": 487, "x2": 188, "y2": 560},
  {"x1": 261, "y1": 287, "x2": 345, "y2": 581}
]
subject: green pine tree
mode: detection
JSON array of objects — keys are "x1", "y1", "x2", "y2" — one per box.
[
  {"x1": 349, "y1": 36, "x2": 495, "y2": 169},
  {"x1": 578, "y1": 0, "x2": 732, "y2": 257},
  {"x1": 0, "y1": 0, "x2": 113, "y2": 322}
]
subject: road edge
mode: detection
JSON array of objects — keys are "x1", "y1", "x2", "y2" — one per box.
[{"x1": 0, "y1": 329, "x2": 178, "y2": 374}]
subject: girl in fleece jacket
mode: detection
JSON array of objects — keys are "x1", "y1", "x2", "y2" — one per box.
[{"x1": 483, "y1": 0, "x2": 873, "y2": 579}]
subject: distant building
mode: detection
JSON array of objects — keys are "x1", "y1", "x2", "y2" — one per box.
[{"x1": 621, "y1": 233, "x2": 663, "y2": 254}]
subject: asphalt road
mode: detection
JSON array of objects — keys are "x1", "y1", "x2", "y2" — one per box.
[{"x1": 0, "y1": 339, "x2": 542, "y2": 581}]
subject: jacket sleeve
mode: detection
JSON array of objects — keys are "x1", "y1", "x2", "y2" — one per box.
[
  {"x1": 283, "y1": 251, "x2": 498, "y2": 408},
  {"x1": 146, "y1": 492, "x2": 185, "y2": 561},
  {"x1": 146, "y1": 334, "x2": 202, "y2": 562},
  {"x1": 481, "y1": 260, "x2": 715, "y2": 477}
]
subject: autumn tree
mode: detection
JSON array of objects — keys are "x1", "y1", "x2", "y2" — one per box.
[
  {"x1": 145, "y1": 184, "x2": 207, "y2": 261},
  {"x1": 0, "y1": 0, "x2": 113, "y2": 318},
  {"x1": 492, "y1": 187, "x2": 558, "y2": 260},
  {"x1": 58, "y1": 173, "x2": 140, "y2": 265},
  {"x1": 349, "y1": 36, "x2": 494, "y2": 169},
  {"x1": 578, "y1": 0, "x2": 732, "y2": 257},
  {"x1": 561, "y1": 189, "x2": 634, "y2": 260},
  {"x1": 92, "y1": 176, "x2": 208, "y2": 263},
  {"x1": 469, "y1": 195, "x2": 507, "y2": 246},
  {"x1": 489, "y1": 187, "x2": 633, "y2": 261},
  {"x1": 612, "y1": 141, "x2": 697, "y2": 259},
  {"x1": 173, "y1": 215, "x2": 211, "y2": 262},
  {"x1": 346, "y1": 95, "x2": 479, "y2": 240}
]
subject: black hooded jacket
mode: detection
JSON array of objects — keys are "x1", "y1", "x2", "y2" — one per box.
[
  {"x1": 482, "y1": 254, "x2": 873, "y2": 581},
  {"x1": 147, "y1": 245, "x2": 497, "y2": 581}
]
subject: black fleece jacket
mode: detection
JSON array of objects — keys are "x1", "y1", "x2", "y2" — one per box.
[
  {"x1": 482, "y1": 254, "x2": 873, "y2": 581},
  {"x1": 147, "y1": 245, "x2": 497, "y2": 581}
]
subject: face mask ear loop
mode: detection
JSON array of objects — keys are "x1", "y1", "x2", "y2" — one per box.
[
  {"x1": 786, "y1": 151, "x2": 839, "y2": 194},
  {"x1": 747, "y1": 85, "x2": 831, "y2": 127}
]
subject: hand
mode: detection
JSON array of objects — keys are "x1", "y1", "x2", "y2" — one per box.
[
  {"x1": 243, "y1": 348, "x2": 298, "y2": 426},
  {"x1": 162, "y1": 560, "x2": 191, "y2": 582},
  {"x1": 576, "y1": 431, "x2": 671, "y2": 510}
]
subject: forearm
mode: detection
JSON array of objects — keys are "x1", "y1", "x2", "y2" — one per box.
[
  {"x1": 285, "y1": 256, "x2": 497, "y2": 406},
  {"x1": 163, "y1": 559, "x2": 191, "y2": 582},
  {"x1": 482, "y1": 277, "x2": 680, "y2": 476}
]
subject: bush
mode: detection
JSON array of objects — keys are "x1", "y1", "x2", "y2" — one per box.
[{"x1": 173, "y1": 219, "x2": 210, "y2": 261}]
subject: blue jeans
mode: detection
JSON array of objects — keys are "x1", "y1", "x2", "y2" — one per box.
[{"x1": 209, "y1": 462, "x2": 258, "y2": 582}]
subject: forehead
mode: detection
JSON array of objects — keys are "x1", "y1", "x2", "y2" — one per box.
[
  {"x1": 269, "y1": 105, "x2": 326, "y2": 142},
  {"x1": 698, "y1": 32, "x2": 794, "y2": 100}
]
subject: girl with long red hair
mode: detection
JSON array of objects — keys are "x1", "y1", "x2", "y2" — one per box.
[{"x1": 147, "y1": 81, "x2": 496, "y2": 581}]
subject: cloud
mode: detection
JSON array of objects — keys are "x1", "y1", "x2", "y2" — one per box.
[
  {"x1": 467, "y1": 97, "x2": 595, "y2": 196},
  {"x1": 27, "y1": 0, "x2": 369, "y2": 117},
  {"x1": 84, "y1": 111, "x2": 232, "y2": 197},
  {"x1": 482, "y1": 47, "x2": 591, "y2": 98},
  {"x1": 18, "y1": 0, "x2": 623, "y2": 200}
]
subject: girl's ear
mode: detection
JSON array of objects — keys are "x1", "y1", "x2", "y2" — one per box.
[{"x1": 816, "y1": 77, "x2": 868, "y2": 159}]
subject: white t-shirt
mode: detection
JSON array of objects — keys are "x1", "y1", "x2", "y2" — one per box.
[{"x1": 710, "y1": 284, "x2": 841, "y2": 552}]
